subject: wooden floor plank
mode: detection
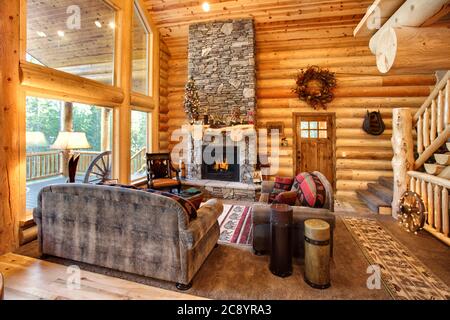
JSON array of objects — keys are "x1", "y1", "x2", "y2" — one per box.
[{"x1": 0, "y1": 253, "x2": 205, "y2": 300}]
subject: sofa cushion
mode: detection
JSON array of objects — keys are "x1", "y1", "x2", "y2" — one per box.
[
  {"x1": 292, "y1": 172, "x2": 327, "y2": 208},
  {"x1": 98, "y1": 183, "x2": 197, "y2": 222},
  {"x1": 269, "y1": 176, "x2": 294, "y2": 202}
]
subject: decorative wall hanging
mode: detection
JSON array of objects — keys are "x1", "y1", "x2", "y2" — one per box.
[
  {"x1": 293, "y1": 65, "x2": 336, "y2": 110},
  {"x1": 183, "y1": 77, "x2": 201, "y2": 124},
  {"x1": 363, "y1": 110, "x2": 385, "y2": 136},
  {"x1": 398, "y1": 191, "x2": 426, "y2": 234},
  {"x1": 266, "y1": 122, "x2": 284, "y2": 136}
]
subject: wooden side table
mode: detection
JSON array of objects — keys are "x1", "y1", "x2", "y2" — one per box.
[
  {"x1": 269, "y1": 204, "x2": 293, "y2": 277},
  {"x1": 304, "y1": 219, "x2": 331, "y2": 289}
]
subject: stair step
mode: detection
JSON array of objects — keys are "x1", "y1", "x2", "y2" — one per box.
[
  {"x1": 424, "y1": 163, "x2": 446, "y2": 175},
  {"x1": 357, "y1": 190, "x2": 391, "y2": 214},
  {"x1": 378, "y1": 176, "x2": 393, "y2": 190},
  {"x1": 368, "y1": 183, "x2": 393, "y2": 204},
  {"x1": 435, "y1": 153, "x2": 450, "y2": 165},
  {"x1": 438, "y1": 166, "x2": 450, "y2": 179}
]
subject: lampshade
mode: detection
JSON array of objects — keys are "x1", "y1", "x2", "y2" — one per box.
[
  {"x1": 51, "y1": 131, "x2": 91, "y2": 150},
  {"x1": 26, "y1": 131, "x2": 48, "y2": 147}
]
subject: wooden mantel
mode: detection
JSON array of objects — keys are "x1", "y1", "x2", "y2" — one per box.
[{"x1": 0, "y1": 0, "x2": 21, "y2": 255}]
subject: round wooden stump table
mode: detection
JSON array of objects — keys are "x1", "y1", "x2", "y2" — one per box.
[{"x1": 304, "y1": 219, "x2": 331, "y2": 289}]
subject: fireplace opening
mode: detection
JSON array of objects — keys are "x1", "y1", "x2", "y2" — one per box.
[{"x1": 202, "y1": 145, "x2": 240, "y2": 182}]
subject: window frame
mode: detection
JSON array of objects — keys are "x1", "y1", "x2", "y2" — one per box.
[
  {"x1": 18, "y1": 0, "x2": 160, "y2": 220},
  {"x1": 131, "y1": 1, "x2": 153, "y2": 97}
]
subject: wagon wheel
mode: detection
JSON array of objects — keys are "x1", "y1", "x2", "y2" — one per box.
[{"x1": 83, "y1": 151, "x2": 112, "y2": 184}]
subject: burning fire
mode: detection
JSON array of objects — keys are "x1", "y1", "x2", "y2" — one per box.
[{"x1": 213, "y1": 160, "x2": 229, "y2": 172}]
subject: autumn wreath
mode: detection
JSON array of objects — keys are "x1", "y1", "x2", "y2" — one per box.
[{"x1": 293, "y1": 66, "x2": 337, "y2": 110}]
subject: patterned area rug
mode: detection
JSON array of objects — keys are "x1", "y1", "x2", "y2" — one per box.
[
  {"x1": 342, "y1": 217, "x2": 450, "y2": 300},
  {"x1": 217, "y1": 205, "x2": 253, "y2": 246}
]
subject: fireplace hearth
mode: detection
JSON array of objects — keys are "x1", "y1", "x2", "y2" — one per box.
[{"x1": 201, "y1": 145, "x2": 240, "y2": 182}]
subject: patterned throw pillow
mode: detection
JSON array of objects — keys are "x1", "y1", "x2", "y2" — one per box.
[
  {"x1": 269, "y1": 177, "x2": 294, "y2": 203},
  {"x1": 273, "y1": 191, "x2": 297, "y2": 206},
  {"x1": 145, "y1": 189, "x2": 197, "y2": 222},
  {"x1": 98, "y1": 183, "x2": 197, "y2": 222},
  {"x1": 291, "y1": 172, "x2": 326, "y2": 208}
]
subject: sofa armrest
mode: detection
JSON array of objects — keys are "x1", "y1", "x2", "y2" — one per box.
[
  {"x1": 180, "y1": 199, "x2": 223, "y2": 250},
  {"x1": 259, "y1": 181, "x2": 275, "y2": 203}
]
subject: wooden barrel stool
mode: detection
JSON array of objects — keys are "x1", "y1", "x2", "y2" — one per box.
[
  {"x1": 0, "y1": 272, "x2": 4, "y2": 300},
  {"x1": 304, "y1": 219, "x2": 331, "y2": 289}
]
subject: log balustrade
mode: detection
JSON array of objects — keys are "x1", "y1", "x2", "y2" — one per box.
[
  {"x1": 408, "y1": 171, "x2": 450, "y2": 246},
  {"x1": 414, "y1": 71, "x2": 450, "y2": 170}
]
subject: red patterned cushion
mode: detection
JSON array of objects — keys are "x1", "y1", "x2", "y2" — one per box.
[
  {"x1": 292, "y1": 172, "x2": 326, "y2": 208},
  {"x1": 269, "y1": 177, "x2": 294, "y2": 202},
  {"x1": 273, "y1": 191, "x2": 297, "y2": 206}
]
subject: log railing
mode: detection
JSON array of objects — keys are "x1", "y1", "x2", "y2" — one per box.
[
  {"x1": 26, "y1": 151, "x2": 62, "y2": 181},
  {"x1": 408, "y1": 171, "x2": 450, "y2": 246},
  {"x1": 77, "y1": 151, "x2": 101, "y2": 173},
  {"x1": 131, "y1": 147, "x2": 147, "y2": 175},
  {"x1": 26, "y1": 150, "x2": 102, "y2": 181},
  {"x1": 414, "y1": 71, "x2": 450, "y2": 169}
]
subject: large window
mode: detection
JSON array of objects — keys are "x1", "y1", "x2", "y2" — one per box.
[
  {"x1": 131, "y1": 3, "x2": 150, "y2": 95},
  {"x1": 26, "y1": 0, "x2": 116, "y2": 85},
  {"x1": 131, "y1": 110, "x2": 151, "y2": 180},
  {"x1": 26, "y1": 97, "x2": 113, "y2": 208}
]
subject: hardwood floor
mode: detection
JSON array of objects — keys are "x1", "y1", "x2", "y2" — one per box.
[{"x1": 0, "y1": 253, "x2": 204, "y2": 300}]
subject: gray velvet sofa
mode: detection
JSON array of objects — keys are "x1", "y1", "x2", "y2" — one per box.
[
  {"x1": 33, "y1": 184, "x2": 223, "y2": 290},
  {"x1": 253, "y1": 172, "x2": 336, "y2": 258}
]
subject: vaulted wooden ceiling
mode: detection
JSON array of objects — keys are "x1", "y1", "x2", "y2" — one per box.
[{"x1": 143, "y1": 0, "x2": 374, "y2": 41}]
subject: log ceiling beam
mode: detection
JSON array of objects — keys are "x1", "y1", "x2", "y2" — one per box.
[
  {"x1": 353, "y1": 0, "x2": 406, "y2": 38},
  {"x1": 369, "y1": 0, "x2": 450, "y2": 54}
]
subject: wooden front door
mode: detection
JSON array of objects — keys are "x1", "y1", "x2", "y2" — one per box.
[{"x1": 295, "y1": 113, "x2": 335, "y2": 188}]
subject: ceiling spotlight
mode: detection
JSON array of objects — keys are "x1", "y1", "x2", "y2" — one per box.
[
  {"x1": 36, "y1": 31, "x2": 47, "y2": 38},
  {"x1": 57, "y1": 30, "x2": 65, "y2": 37},
  {"x1": 202, "y1": 2, "x2": 210, "y2": 12},
  {"x1": 108, "y1": 21, "x2": 116, "y2": 29},
  {"x1": 95, "y1": 20, "x2": 102, "y2": 28}
]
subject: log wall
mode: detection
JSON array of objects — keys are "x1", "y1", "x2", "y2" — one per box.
[
  {"x1": 161, "y1": 19, "x2": 435, "y2": 198},
  {"x1": 159, "y1": 39, "x2": 170, "y2": 152}
]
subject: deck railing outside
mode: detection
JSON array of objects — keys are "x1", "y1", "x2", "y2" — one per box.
[
  {"x1": 26, "y1": 150, "x2": 102, "y2": 181},
  {"x1": 26, "y1": 151, "x2": 62, "y2": 181},
  {"x1": 131, "y1": 147, "x2": 147, "y2": 176}
]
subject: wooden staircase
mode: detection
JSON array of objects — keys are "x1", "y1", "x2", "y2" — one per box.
[
  {"x1": 356, "y1": 176, "x2": 393, "y2": 214},
  {"x1": 424, "y1": 142, "x2": 450, "y2": 179}
]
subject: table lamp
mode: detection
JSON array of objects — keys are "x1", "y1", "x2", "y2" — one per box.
[
  {"x1": 26, "y1": 131, "x2": 49, "y2": 148},
  {"x1": 51, "y1": 131, "x2": 91, "y2": 183}
]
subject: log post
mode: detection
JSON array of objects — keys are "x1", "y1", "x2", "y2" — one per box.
[
  {"x1": 0, "y1": 0, "x2": 20, "y2": 255},
  {"x1": 113, "y1": 1, "x2": 133, "y2": 183},
  {"x1": 391, "y1": 108, "x2": 415, "y2": 219},
  {"x1": 61, "y1": 102, "x2": 73, "y2": 177},
  {"x1": 101, "y1": 108, "x2": 111, "y2": 151}
]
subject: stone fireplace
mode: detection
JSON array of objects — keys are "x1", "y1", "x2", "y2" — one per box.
[
  {"x1": 184, "y1": 125, "x2": 257, "y2": 184},
  {"x1": 188, "y1": 18, "x2": 256, "y2": 121},
  {"x1": 183, "y1": 18, "x2": 258, "y2": 187}
]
